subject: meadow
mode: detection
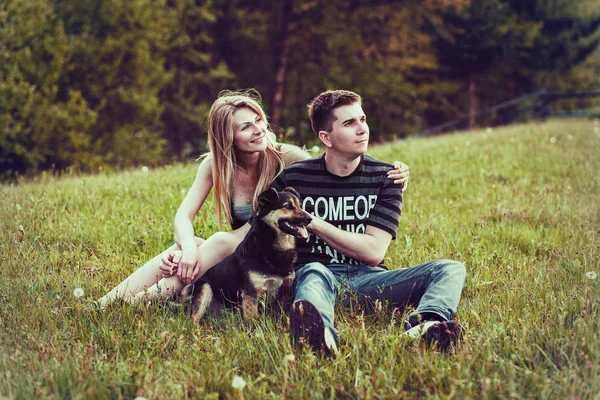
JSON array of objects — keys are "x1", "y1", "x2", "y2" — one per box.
[{"x1": 1, "y1": 119, "x2": 599, "y2": 399}]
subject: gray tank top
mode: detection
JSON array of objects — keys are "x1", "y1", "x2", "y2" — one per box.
[{"x1": 232, "y1": 203, "x2": 253, "y2": 223}]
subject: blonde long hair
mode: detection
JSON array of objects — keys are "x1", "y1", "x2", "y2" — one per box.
[{"x1": 202, "y1": 89, "x2": 285, "y2": 228}]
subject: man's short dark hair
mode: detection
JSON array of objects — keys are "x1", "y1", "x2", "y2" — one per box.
[{"x1": 308, "y1": 90, "x2": 362, "y2": 135}]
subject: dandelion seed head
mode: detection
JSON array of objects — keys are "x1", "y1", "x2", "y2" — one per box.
[
  {"x1": 141, "y1": 166, "x2": 149, "y2": 173},
  {"x1": 594, "y1": 126, "x2": 600, "y2": 134},
  {"x1": 550, "y1": 137, "x2": 556, "y2": 143},
  {"x1": 486, "y1": 128, "x2": 493, "y2": 133},
  {"x1": 584, "y1": 271, "x2": 597, "y2": 280},
  {"x1": 310, "y1": 145, "x2": 321, "y2": 153},
  {"x1": 73, "y1": 288, "x2": 85, "y2": 298},
  {"x1": 232, "y1": 375, "x2": 247, "y2": 390},
  {"x1": 16, "y1": 204, "x2": 22, "y2": 211},
  {"x1": 284, "y1": 354, "x2": 295, "y2": 363}
]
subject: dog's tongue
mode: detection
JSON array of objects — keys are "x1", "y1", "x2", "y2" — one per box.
[{"x1": 295, "y1": 225, "x2": 308, "y2": 239}]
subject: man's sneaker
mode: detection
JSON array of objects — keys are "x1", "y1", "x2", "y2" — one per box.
[
  {"x1": 404, "y1": 320, "x2": 463, "y2": 352},
  {"x1": 290, "y1": 300, "x2": 337, "y2": 356}
]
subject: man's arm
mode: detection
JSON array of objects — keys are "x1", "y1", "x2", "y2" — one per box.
[{"x1": 307, "y1": 217, "x2": 392, "y2": 266}]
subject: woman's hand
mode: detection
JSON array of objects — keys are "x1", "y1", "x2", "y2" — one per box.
[
  {"x1": 159, "y1": 250, "x2": 182, "y2": 279},
  {"x1": 177, "y1": 245, "x2": 201, "y2": 285},
  {"x1": 388, "y1": 161, "x2": 410, "y2": 192}
]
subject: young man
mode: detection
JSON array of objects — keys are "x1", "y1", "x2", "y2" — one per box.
[{"x1": 272, "y1": 90, "x2": 467, "y2": 355}]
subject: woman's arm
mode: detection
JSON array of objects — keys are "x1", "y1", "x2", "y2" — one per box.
[
  {"x1": 279, "y1": 143, "x2": 311, "y2": 166},
  {"x1": 279, "y1": 143, "x2": 410, "y2": 190},
  {"x1": 173, "y1": 157, "x2": 213, "y2": 282},
  {"x1": 388, "y1": 161, "x2": 410, "y2": 192}
]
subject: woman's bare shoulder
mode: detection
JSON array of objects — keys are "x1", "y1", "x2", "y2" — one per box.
[{"x1": 278, "y1": 143, "x2": 311, "y2": 166}]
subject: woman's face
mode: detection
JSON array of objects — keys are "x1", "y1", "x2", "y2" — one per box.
[{"x1": 232, "y1": 107, "x2": 268, "y2": 154}]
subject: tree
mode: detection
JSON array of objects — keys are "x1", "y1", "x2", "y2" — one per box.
[
  {"x1": 423, "y1": 0, "x2": 600, "y2": 130},
  {"x1": 160, "y1": 0, "x2": 234, "y2": 161},
  {"x1": 0, "y1": 0, "x2": 98, "y2": 178},
  {"x1": 507, "y1": 0, "x2": 600, "y2": 83},
  {"x1": 56, "y1": 0, "x2": 172, "y2": 167},
  {"x1": 275, "y1": 1, "x2": 442, "y2": 141},
  {"x1": 423, "y1": 0, "x2": 534, "y2": 128}
]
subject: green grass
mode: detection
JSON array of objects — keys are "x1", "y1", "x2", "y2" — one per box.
[{"x1": 1, "y1": 119, "x2": 599, "y2": 399}]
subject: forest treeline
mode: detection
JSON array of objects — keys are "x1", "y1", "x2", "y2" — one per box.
[{"x1": 1, "y1": 0, "x2": 599, "y2": 178}]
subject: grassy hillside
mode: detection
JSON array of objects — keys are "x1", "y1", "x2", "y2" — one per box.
[{"x1": 1, "y1": 119, "x2": 599, "y2": 399}]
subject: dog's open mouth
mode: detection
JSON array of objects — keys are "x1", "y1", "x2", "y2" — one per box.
[{"x1": 280, "y1": 220, "x2": 310, "y2": 239}]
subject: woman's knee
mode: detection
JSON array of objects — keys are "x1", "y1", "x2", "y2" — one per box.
[{"x1": 209, "y1": 232, "x2": 240, "y2": 257}]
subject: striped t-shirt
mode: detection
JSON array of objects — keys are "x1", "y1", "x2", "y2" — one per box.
[{"x1": 272, "y1": 154, "x2": 402, "y2": 267}]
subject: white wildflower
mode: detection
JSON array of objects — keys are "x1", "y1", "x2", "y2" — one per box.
[
  {"x1": 232, "y1": 375, "x2": 247, "y2": 390},
  {"x1": 284, "y1": 354, "x2": 295, "y2": 363},
  {"x1": 16, "y1": 204, "x2": 22, "y2": 211},
  {"x1": 584, "y1": 271, "x2": 597, "y2": 280},
  {"x1": 141, "y1": 166, "x2": 149, "y2": 173},
  {"x1": 73, "y1": 288, "x2": 85, "y2": 298}
]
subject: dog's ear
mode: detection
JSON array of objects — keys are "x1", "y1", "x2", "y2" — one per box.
[
  {"x1": 283, "y1": 187, "x2": 300, "y2": 199},
  {"x1": 257, "y1": 188, "x2": 279, "y2": 217}
]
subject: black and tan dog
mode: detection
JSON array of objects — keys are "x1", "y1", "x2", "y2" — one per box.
[{"x1": 181, "y1": 187, "x2": 312, "y2": 324}]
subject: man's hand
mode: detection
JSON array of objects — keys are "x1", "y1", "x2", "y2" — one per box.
[
  {"x1": 177, "y1": 245, "x2": 201, "y2": 285},
  {"x1": 388, "y1": 161, "x2": 410, "y2": 192}
]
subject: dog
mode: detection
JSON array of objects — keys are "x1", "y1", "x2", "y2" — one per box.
[{"x1": 181, "y1": 187, "x2": 312, "y2": 324}]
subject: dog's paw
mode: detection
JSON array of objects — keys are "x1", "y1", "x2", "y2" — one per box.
[{"x1": 241, "y1": 293, "x2": 260, "y2": 320}]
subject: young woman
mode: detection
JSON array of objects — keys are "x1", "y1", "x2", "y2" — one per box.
[{"x1": 97, "y1": 90, "x2": 409, "y2": 307}]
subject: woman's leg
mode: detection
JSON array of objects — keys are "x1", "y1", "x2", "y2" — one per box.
[
  {"x1": 97, "y1": 238, "x2": 204, "y2": 307},
  {"x1": 123, "y1": 230, "x2": 246, "y2": 304}
]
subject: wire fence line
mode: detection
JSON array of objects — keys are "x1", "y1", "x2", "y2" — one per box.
[{"x1": 417, "y1": 89, "x2": 600, "y2": 136}]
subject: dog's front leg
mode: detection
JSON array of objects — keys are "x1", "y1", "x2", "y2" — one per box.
[
  {"x1": 275, "y1": 272, "x2": 295, "y2": 314},
  {"x1": 241, "y1": 291, "x2": 261, "y2": 320}
]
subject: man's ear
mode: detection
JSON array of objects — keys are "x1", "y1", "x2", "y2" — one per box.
[
  {"x1": 257, "y1": 188, "x2": 279, "y2": 217},
  {"x1": 318, "y1": 130, "x2": 332, "y2": 148}
]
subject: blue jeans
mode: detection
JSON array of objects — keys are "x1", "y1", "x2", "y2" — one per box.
[{"x1": 293, "y1": 260, "x2": 467, "y2": 340}]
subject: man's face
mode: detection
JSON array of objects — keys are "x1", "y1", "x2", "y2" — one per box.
[{"x1": 322, "y1": 102, "x2": 369, "y2": 156}]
